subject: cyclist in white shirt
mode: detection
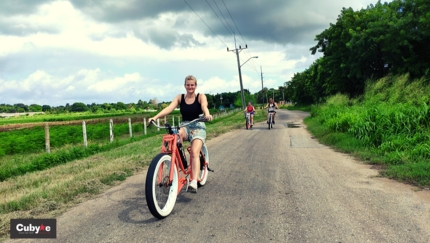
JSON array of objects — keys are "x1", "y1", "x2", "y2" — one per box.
[{"x1": 263, "y1": 98, "x2": 278, "y2": 124}]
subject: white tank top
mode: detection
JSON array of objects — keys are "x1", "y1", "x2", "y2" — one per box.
[{"x1": 268, "y1": 103, "x2": 275, "y2": 111}]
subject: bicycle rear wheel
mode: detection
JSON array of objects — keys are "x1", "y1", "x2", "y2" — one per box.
[
  {"x1": 145, "y1": 153, "x2": 178, "y2": 219},
  {"x1": 198, "y1": 144, "x2": 209, "y2": 186}
]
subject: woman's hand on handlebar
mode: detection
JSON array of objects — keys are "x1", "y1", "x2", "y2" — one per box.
[
  {"x1": 204, "y1": 114, "x2": 213, "y2": 121},
  {"x1": 148, "y1": 117, "x2": 157, "y2": 124}
]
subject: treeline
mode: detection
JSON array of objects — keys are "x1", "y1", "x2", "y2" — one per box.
[
  {"x1": 1, "y1": 90, "x2": 271, "y2": 115},
  {"x1": 286, "y1": 0, "x2": 430, "y2": 105},
  {"x1": 0, "y1": 100, "x2": 158, "y2": 114}
]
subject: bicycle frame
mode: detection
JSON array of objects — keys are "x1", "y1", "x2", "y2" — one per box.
[
  {"x1": 158, "y1": 129, "x2": 208, "y2": 194},
  {"x1": 268, "y1": 112, "x2": 274, "y2": 129}
]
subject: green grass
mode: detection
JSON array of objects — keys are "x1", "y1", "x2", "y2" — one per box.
[
  {"x1": 284, "y1": 104, "x2": 312, "y2": 112},
  {"x1": 305, "y1": 74, "x2": 430, "y2": 187},
  {"x1": 0, "y1": 111, "x2": 135, "y2": 125}
]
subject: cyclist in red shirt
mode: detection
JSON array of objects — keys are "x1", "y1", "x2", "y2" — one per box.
[{"x1": 244, "y1": 101, "x2": 255, "y2": 128}]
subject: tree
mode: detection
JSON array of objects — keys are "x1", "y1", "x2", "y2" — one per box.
[
  {"x1": 305, "y1": 0, "x2": 430, "y2": 103},
  {"x1": 14, "y1": 103, "x2": 28, "y2": 112},
  {"x1": 116, "y1": 102, "x2": 127, "y2": 110},
  {"x1": 278, "y1": 86, "x2": 285, "y2": 103},
  {"x1": 42, "y1": 105, "x2": 51, "y2": 112},
  {"x1": 137, "y1": 99, "x2": 145, "y2": 109},
  {"x1": 206, "y1": 94, "x2": 214, "y2": 109},
  {"x1": 70, "y1": 102, "x2": 89, "y2": 112},
  {"x1": 28, "y1": 104, "x2": 42, "y2": 112}
]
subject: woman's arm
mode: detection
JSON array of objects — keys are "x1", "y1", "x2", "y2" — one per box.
[{"x1": 199, "y1": 94, "x2": 213, "y2": 121}]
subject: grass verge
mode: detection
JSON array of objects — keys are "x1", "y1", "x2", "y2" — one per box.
[
  {"x1": 304, "y1": 115, "x2": 430, "y2": 187},
  {"x1": 298, "y1": 75, "x2": 430, "y2": 189},
  {"x1": 0, "y1": 109, "x2": 266, "y2": 241}
]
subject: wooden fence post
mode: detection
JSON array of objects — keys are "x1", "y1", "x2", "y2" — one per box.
[
  {"x1": 157, "y1": 118, "x2": 160, "y2": 131},
  {"x1": 144, "y1": 117, "x2": 147, "y2": 135},
  {"x1": 128, "y1": 118, "x2": 132, "y2": 138},
  {"x1": 45, "y1": 123, "x2": 50, "y2": 154},
  {"x1": 172, "y1": 116, "x2": 175, "y2": 126},
  {"x1": 164, "y1": 116, "x2": 166, "y2": 125},
  {"x1": 110, "y1": 119, "x2": 114, "y2": 143},
  {"x1": 82, "y1": 121, "x2": 88, "y2": 148}
]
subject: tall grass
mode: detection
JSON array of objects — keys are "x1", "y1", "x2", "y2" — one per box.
[{"x1": 307, "y1": 74, "x2": 430, "y2": 187}]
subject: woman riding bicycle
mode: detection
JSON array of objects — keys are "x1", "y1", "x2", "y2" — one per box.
[
  {"x1": 149, "y1": 75, "x2": 213, "y2": 193},
  {"x1": 244, "y1": 101, "x2": 255, "y2": 128},
  {"x1": 263, "y1": 98, "x2": 278, "y2": 124}
]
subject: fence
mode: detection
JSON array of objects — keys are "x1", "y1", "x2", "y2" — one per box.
[{"x1": 42, "y1": 110, "x2": 237, "y2": 154}]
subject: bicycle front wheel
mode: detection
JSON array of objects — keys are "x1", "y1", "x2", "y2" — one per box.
[
  {"x1": 145, "y1": 153, "x2": 178, "y2": 219},
  {"x1": 268, "y1": 114, "x2": 272, "y2": 130}
]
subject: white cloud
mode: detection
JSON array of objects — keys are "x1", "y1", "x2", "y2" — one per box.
[{"x1": 0, "y1": 0, "x2": 385, "y2": 106}]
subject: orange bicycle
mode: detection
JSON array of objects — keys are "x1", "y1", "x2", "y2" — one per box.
[{"x1": 145, "y1": 117, "x2": 212, "y2": 219}]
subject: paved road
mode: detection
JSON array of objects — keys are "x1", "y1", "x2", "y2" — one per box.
[{"x1": 8, "y1": 110, "x2": 430, "y2": 243}]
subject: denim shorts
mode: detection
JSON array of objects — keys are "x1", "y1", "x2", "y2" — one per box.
[{"x1": 181, "y1": 121, "x2": 206, "y2": 143}]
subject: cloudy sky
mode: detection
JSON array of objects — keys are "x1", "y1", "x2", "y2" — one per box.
[{"x1": 0, "y1": 0, "x2": 382, "y2": 106}]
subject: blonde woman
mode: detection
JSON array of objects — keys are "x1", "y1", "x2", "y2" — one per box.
[{"x1": 149, "y1": 75, "x2": 212, "y2": 193}]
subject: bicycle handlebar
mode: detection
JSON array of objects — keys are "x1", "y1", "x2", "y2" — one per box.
[{"x1": 149, "y1": 116, "x2": 208, "y2": 130}]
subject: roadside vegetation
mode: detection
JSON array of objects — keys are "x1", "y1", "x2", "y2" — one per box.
[
  {"x1": 0, "y1": 109, "x2": 266, "y2": 240},
  {"x1": 304, "y1": 74, "x2": 430, "y2": 188},
  {"x1": 283, "y1": 104, "x2": 311, "y2": 112}
]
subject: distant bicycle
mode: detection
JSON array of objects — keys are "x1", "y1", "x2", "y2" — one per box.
[
  {"x1": 268, "y1": 112, "x2": 274, "y2": 130},
  {"x1": 245, "y1": 112, "x2": 251, "y2": 129},
  {"x1": 145, "y1": 116, "x2": 211, "y2": 219},
  {"x1": 244, "y1": 101, "x2": 255, "y2": 130}
]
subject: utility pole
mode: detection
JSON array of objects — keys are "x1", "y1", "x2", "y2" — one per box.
[
  {"x1": 228, "y1": 42, "x2": 247, "y2": 111},
  {"x1": 260, "y1": 66, "x2": 264, "y2": 105}
]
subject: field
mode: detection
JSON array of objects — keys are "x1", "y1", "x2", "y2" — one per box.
[{"x1": 0, "y1": 109, "x2": 234, "y2": 181}]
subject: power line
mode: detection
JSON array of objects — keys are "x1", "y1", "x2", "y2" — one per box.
[
  {"x1": 205, "y1": 0, "x2": 234, "y2": 38},
  {"x1": 183, "y1": 0, "x2": 228, "y2": 48},
  {"x1": 221, "y1": 0, "x2": 247, "y2": 46},
  {"x1": 212, "y1": 0, "x2": 235, "y2": 35},
  {"x1": 220, "y1": 0, "x2": 259, "y2": 75}
]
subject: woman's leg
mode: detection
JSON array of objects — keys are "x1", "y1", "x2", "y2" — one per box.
[{"x1": 190, "y1": 139, "x2": 203, "y2": 181}]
